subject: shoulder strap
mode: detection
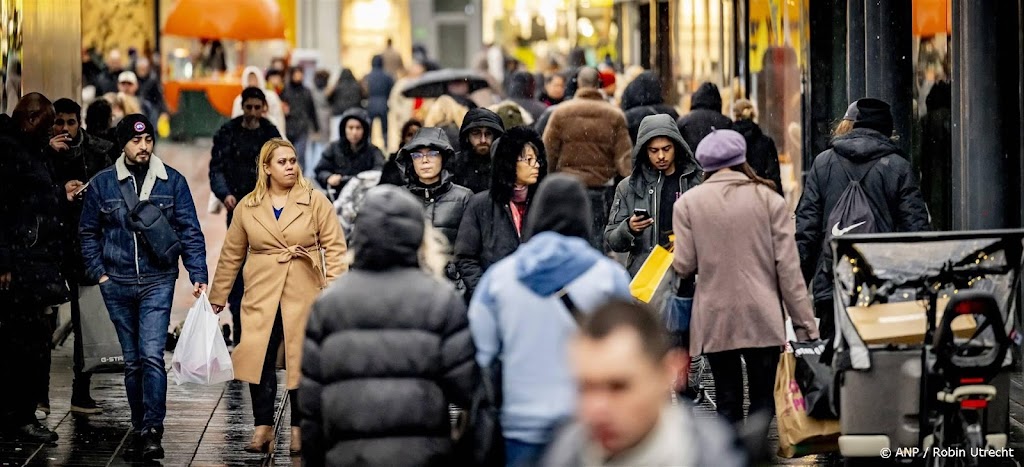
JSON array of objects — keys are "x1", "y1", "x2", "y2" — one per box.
[
  {"x1": 835, "y1": 155, "x2": 883, "y2": 184},
  {"x1": 556, "y1": 287, "x2": 583, "y2": 324},
  {"x1": 118, "y1": 178, "x2": 140, "y2": 210}
]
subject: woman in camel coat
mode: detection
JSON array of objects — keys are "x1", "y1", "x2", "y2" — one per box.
[{"x1": 209, "y1": 138, "x2": 347, "y2": 455}]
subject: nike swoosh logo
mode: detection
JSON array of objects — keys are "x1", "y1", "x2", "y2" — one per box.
[{"x1": 832, "y1": 221, "x2": 866, "y2": 237}]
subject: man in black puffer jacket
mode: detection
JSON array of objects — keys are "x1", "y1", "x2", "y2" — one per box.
[
  {"x1": 314, "y1": 107, "x2": 385, "y2": 191},
  {"x1": 795, "y1": 98, "x2": 929, "y2": 340},
  {"x1": 621, "y1": 71, "x2": 680, "y2": 144},
  {"x1": 676, "y1": 82, "x2": 732, "y2": 152},
  {"x1": 299, "y1": 185, "x2": 479, "y2": 467},
  {"x1": 448, "y1": 108, "x2": 505, "y2": 194}
]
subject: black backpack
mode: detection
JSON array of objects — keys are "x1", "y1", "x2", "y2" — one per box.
[{"x1": 824, "y1": 156, "x2": 888, "y2": 247}]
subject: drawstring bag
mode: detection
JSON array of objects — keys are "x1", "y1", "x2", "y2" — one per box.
[{"x1": 171, "y1": 292, "x2": 234, "y2": 385}]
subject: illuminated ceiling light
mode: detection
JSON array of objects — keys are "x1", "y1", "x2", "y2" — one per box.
[{"x1": 578, "y1": 17, "x2": 594, "y2": 38}]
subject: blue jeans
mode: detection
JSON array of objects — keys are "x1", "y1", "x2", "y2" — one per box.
[
  {"x1": 100, "y1": 280, "x2": 175, "y2": 433},
  {"x1": 291, "y1": 135, "x2": 313, "y2": 179},
  {"x1": 505, "y1": 439, "x2": 547, "y2": 467}
]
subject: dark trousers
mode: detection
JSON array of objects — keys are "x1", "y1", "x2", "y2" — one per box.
[
  {"x1": 70, "y1": 282, "x2": 93, "y2": 402},
  {"x1": 101, "y1": 280, "x2": 175, "y2": 434},
  {"x1": 815, "y1": 299, "x2": 835, "y2": 343},
  {"x1": 587, "y1": 187, "x2": 615, "y2": 252},
  {"x1": 226, "y1": 210, "x2": 245, "y2": 344},
  {"x1": 705, "y1": 346, "x2": 781, "y2": 424},
  {"x1": 0, "y1": 304, "x2": 52, "y2": 428},
  {"x1": 249, "y1": 309, "x2": 299, "y2": 427},
  {"x1": 34, "y1": 308, "x2": 56, "y2": 408},
  {"x1": 368, "y1": 108, "x2": 388, "y2": 148}
]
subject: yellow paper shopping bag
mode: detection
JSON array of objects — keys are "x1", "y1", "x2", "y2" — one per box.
[{"x1": 629, "y1": 244, "x2": 675, "y2": 303}]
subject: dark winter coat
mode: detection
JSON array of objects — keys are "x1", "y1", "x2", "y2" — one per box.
[
  {"x1": 732, "y1": 119, "x2": 783, "y2": 196},
  {"x1": 364, "y1": 56, "x2": 395, "y2": 114},
  {"x1": 51, "y1": 130, "x2": 115, "y2": 284},
  {"x1": 137, "y1": 73, "x2": 169, "y2": 117},
  {"x1": 920, "y1": 82, "x2": 952, "y2": 230},
  {"x1": 448, "y1": 108, "x2": 505, "y2": 194},
  {"x1": 542, "y1": 88, "x2": 633, "y2": 187},
  {"x1": 328, "y1": 69, "x2": 364, "y2": 116},
  {"x1": 314, "y1": 108, "x2": 385, "y2": 189},
  {"x1": 506, "y1": 71, "x2": 547, "y2": 121},
  {"x1": 0, "y1": 125, "x2": 69, "y2": 306},
  {"x1": 676, "y1": 82, "x2": 733, "y2": 152},
  {"x1": 209, "y1": 117, "x2": 281, "y2": 202},
  {"x1": 455, "y1": 126, "x2": 548, "y2": 298},
  {"x1": 281, "y1": 81, "x2": 320, "y2": 140},
  {"x1": 299, "y1": 186, "x2": 477, "y2": 467},
  {"x1": 621, "y1": 71, "x2": 680, "y2": 144},
  {"x1": 606, "y1": 114, "x2": 701, "y2": 276},
  {"x1": 397, "y1": 128, "x2": 473, "y2": 247},
  {"x1": 795, "y1": 128, "x2": 930, "y2": 302}
]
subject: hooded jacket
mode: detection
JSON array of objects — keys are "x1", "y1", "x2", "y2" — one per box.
[
  {"x1": 300, "y1": 185, "x2": 477, "y2": 467},
  {"x1": 449, "y1": 108, "x2": 506, "y2": 194},
  {"x1": 329, "y1": 69, "x2": 364, "y2": 116},
  {"x1": 606, "y1": 115, "x2": 702, "y2": 276},
  {"x1": 506, "y1": 71, "x2": 547, "y2": 121},
  {"x1": 732, "y1": 119, "x2": 783, "y2": 196},
  {"x1": 454, "y1": 126, "x2": 547, "y2": 298},
  {"x1": 468, "y1": 175, "x2": 631, "y2": 444},
  {"x1": 795, "y1": 127, "x2": 930, "y2": 302},
  {"x1": 542, "y1": 88, "x2": 633, "y2": 187},
  {"x1": 314, "y1": 108, "x2": 385, "y2": 189},
  {"x1": 676, "y1": 82, "x2": 733, "y2": 152},
  {"x1": 281, "y1": 75, "x2": 320, "y2": 140},
  {"x1": 398, "y1": 128, "x2": 473, "y2": 247},
  {"x1": 210, "y1": 116, "x2": 281, "y2": 202},
  {"x1": 621, "y1": 71, "x2": 680, "y2": 144},
  {"x1": 232, "y1": 66, "x2": 286, "y2": 136}
]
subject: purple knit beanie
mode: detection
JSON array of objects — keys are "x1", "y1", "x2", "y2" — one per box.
[{"x1": 695, "y1": 129, "x2": 747, "y2": 172}]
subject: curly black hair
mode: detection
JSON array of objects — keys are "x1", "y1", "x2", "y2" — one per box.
[{"x1": 489, "y1": 126, "x2": 548, "y2": 205}]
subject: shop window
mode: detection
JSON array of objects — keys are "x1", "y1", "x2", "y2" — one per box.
[
  {"x1": 438, "y1": 23, "x2": 468, "y2": 69},
  {"x1": 911, "y1": 0, "x2": 952, "y2": 230},
  {"x1": 435, "y1": 0, "x2": 467, "y2": 14}
]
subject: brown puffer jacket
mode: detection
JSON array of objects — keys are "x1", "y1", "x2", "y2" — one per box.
[{"x1": 541, "y1": 88, "x2": 632, "y2": 187}]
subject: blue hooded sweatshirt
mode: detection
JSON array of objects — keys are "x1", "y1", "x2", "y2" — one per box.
[{"x1": 468, "y1": 232, "x2": 632, "y2": 444}]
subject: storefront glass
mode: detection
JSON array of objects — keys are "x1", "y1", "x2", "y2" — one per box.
[
  {"x1": 1, "y1": 0, "x2": 22, "y2": 113},
  {"x1": 482, "y1": 0, "x2": 615, "y2": 71},
  {"x1": 910, "y1": 0, "x2": 952, "y2": 230}
]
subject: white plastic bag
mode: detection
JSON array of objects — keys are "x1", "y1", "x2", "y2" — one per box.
[{"x1": 171, "y1": 292, "x2": 234, "y2": 385}]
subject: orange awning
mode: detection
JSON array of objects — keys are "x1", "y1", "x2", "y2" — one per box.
[
  {"x1": 913, "y1": 0, "x2": 952, "y2": 36},
  {"x1": 163, "y1": 0, "x2": 285, "y2": 41}
]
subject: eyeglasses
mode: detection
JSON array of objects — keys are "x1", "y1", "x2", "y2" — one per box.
[
  {"x1": 517, "y1": 156, "x2": 541, "y2": 167},
  {"x1": 411, "y1": 150, "x2": 441, "y2": 161}
]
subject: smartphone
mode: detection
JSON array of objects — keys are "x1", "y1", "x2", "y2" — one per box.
[{"x1": 633, "y1": 208, "x2": 651, "y2": 220}]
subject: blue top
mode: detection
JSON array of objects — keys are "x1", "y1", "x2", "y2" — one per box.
[
  {"x1": 468, "y1": 232, "x2": 632, "y2": 444},
  {"x1": 273, "y1": 206, "x2": 284, "y2": 219}
]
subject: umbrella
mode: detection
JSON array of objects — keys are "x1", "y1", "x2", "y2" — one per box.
[
  {"x1": 401, "y1": 69, "x2": 491, "y2": 98},
  {"x1": 164, "y1": 0, "x2": 285, "y2": 41}
]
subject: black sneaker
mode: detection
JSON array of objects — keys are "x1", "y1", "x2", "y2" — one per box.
[
  {"x1": 70, "y1": 397, "x2": 103, "y2": 415},
  {"x1": 9, "y1": 422, "x2": 58, "y2": 443},
  {"x1": 140, "y1": 428, "x2": 164, "y2": 460}
]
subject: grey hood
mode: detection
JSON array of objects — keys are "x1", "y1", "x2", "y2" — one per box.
[
  {"x1": 396, "y1": 127, "x2": 456, "y2": 179},
  {"x1": 630, "y1": 114, "x2": 699, "y2": 192}
]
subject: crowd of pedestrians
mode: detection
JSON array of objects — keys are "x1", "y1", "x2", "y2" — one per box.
[{"x1": 0, "y1": 43, "x2": 936, "y2": 466}]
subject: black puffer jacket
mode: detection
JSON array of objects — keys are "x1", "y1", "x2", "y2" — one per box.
[
  {"x1": 328, "y1": 69, "x2": 364, "y2": 116},
  {"x1": 398, "y1": 128, "x2": 474, "y2": 247},
  {"x1": 300, "y1": 186, "x2": 478, "y2": 467},
  {"x1": 732, "y1": 119, "x2": 783, "y2": 196},
  {"x1": 209, "y1": 117, "x2": 281, "y2": 201},
  {"x1": 314, "y1": 108, "x2": 385, "y2": 189},
  {"x1": 448, "y1": 108, "x2": 505, "y2": 194},
  {"x1": 795, "y1": 128, "x2": 930, "y2": 302},
  {"x1": 676, "y1": 82, "x2": 732, "y2": 152},
  {"x1": 621, "y1": 71, "x2": 680, "y2": 144}
]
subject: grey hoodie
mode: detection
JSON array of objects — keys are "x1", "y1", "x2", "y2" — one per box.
[{"x1": 606, "y1": 114, "x2": 702, "y2": 276}]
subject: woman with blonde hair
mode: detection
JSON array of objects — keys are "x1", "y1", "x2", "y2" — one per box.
[
  {"x1": 424, "y1": 94, "x2": 470, "y2": 153},
  {"x1": 208, "y1": 138, "x2": 347, "y2": 455}
]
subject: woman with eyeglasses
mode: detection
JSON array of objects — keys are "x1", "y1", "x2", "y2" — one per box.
[{"x1": 455, "y1": 126, "x2": 548, "y2": 300}]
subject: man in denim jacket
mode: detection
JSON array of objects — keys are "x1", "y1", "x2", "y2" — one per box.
[{"x1": 80, "y1": 114, "x2": 208, "y2": 461}]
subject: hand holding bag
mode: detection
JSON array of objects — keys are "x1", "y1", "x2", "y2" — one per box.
[{"x1": 171, "y1": 292, "x2": 234, "y2": 385}]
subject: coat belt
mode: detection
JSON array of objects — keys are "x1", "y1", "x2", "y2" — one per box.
[{"x1": 249, "y1": 245, "x2": 325, "y2": 287}]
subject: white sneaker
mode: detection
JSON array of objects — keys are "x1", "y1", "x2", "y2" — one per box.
[{"x1": 35, "y1": 409, "x2": 47, "y2": 420}]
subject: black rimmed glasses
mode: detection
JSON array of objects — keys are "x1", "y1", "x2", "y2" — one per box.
[{"x1": 517, "y1": 155, "x2": 540, "y2": 167}]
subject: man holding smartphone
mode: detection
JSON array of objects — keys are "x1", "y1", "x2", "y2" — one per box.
[
  {"x1": 49, "y1": 98, "x2": 115, "y2": 417},
  {"x1": 606, "y1": 114, "x2": 702, "y2": 276}
]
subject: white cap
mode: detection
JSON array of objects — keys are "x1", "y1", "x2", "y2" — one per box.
[{"x1": 118, "y1": 71, "x2": 138, "y2": 85}]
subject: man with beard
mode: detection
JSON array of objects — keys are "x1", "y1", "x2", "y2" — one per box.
[
  {"x1": 80, "y1": 115, "x2": 208, "y2": 460},
  {"x1": 448, "y1": 108, "x2": 505, "y2": 194},
  {"x1": 0, "y1": 93, "x2": 67, "y2": 443},
  {"x1": 48, "y1": 98, "x2": 115, "y2": 416},
  {"x1": 210, "y1": 87, "x2": 281, "y2": 344}
]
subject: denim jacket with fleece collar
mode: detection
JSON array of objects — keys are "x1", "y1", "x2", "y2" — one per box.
[{"x1": 80, "y1": 154, "x2": 208, "y2": 285}]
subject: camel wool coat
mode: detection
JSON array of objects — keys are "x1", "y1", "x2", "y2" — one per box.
[{"x1": 209, "y1": 187, "x2": 347, "y2": 389}]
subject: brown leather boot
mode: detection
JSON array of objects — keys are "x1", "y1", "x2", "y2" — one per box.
[
  {"x1": 289, "y1": 427, "x2": 301, "y2": 456},
  {"x1": 244, "y1": 425, "x2": 274, "y2": 453}
]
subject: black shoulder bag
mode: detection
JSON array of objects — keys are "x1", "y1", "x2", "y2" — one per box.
[{"x1": 119, "y1": 180, "x2": 183, "y2": 266}]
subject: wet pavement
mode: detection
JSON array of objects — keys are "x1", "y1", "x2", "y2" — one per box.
[{"x1": 0, "y1": 141, "x2": 1021, "y2": 465}]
